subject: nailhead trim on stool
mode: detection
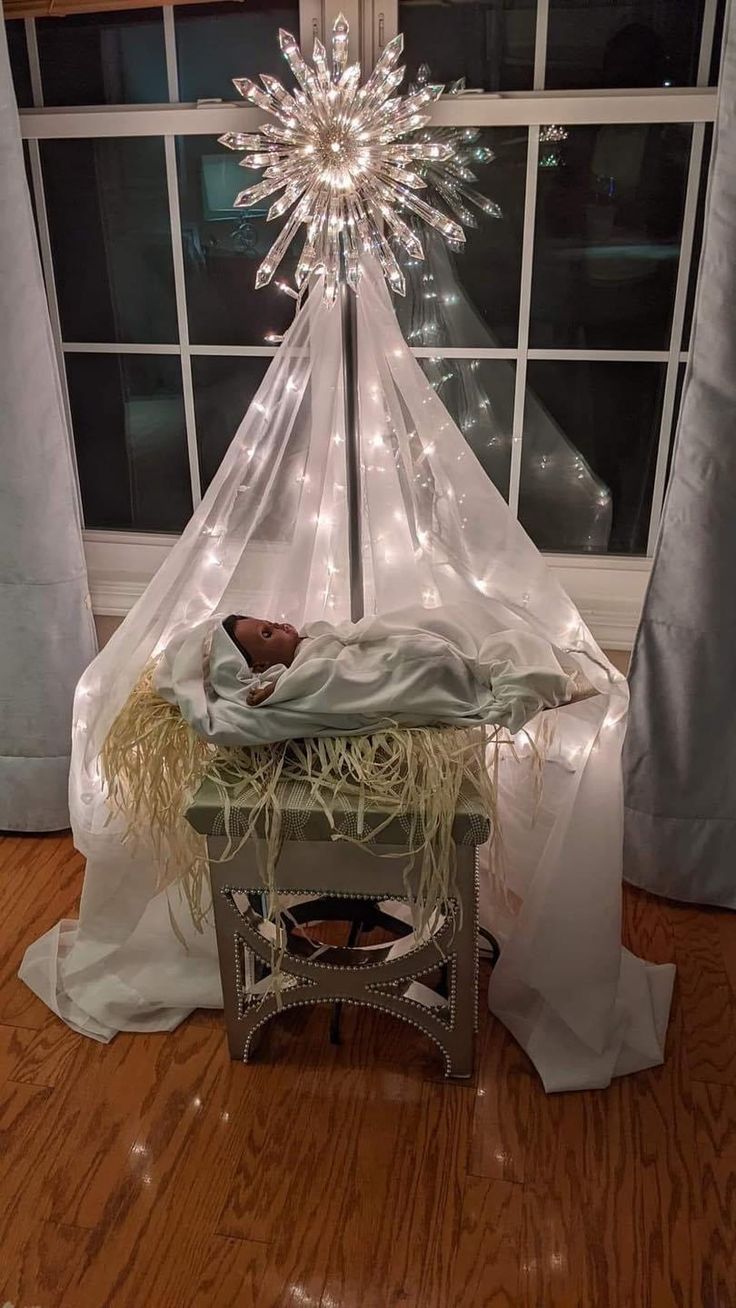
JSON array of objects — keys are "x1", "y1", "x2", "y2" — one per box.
[{"x1": 189, "y1": 786, "x2": 485, "y2": 1079}]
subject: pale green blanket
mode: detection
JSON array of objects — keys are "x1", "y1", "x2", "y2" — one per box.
[{"x1": 154, "y1": 602, "x2": 574, "y2": 747}]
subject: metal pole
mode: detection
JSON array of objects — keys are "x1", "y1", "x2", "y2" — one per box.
[{"x1": 341, "y1": 284, "x2": 364, "y2": 622}]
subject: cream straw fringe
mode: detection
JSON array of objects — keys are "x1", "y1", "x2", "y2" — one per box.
[{"x1": 101, "y1": 666, "x2": 527, "y2": 979}]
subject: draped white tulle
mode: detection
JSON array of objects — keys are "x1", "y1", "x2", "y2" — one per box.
[{"x1": 19, "y1": 257, "x2": 673, "y2": 1091}]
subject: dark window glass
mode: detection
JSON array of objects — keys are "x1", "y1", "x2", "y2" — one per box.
[
  {"x1": 519, "y1": 361, "x2": 666, "y2": 553},
  {"x1": 41, "y1": 137, "x2": 177, "y2": 344},
  {"x1": 545, "y1": 0, "x2": 705, "y2": 90},
  {"x1": 709, "y1": 0, "x2": 728, "y2": 84},
  {"x1": 419, "y1": 358, "x2": 514, "y2": 500},
  {"x1": 66, "y1": 354, "x2": 192, "y2": 531},
  {"x1": 6, "y1": 20, "x2": 33, "y2": 108},
  {"x1": 22, "y1": 142, "x2": 40, "y2": 244},
  {"x1": 175, "y1": 1, "x2": 299, "y2": 103},
  {"x1": 37, "y1": 9, "x2": 167, "y2": 106},
  {"x1": 178, "y1": 135, "x2": 296, "y2": 345},
  {"x1": 399, "y1": 0, "x2": 536, "y2": 92},
  {"x1": 664, "y1": 361, "x2": 687, "y2": 489},
  {"x1": 192, "y1": 355, "x2": 270, "y2": 490},
  {"x1": 396, "y1": 127, "x2": 527, "y2": 350},
  {"x1": 682, "y1": 125, "x2": 712, "y2": 349},
  {"x1": 530, "y1": 123, "x2": 692, "y2": 349}
]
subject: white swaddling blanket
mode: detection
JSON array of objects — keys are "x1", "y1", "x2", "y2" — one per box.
[{"x1": 154, "y1": 601, "x2": 575, "y2": 746}]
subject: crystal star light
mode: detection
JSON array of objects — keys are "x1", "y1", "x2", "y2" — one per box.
[
  {"x1": 408, "y1": 68, "x2": 501, "y2": 237},
  {"x1": 219, "y1": 15, "x2": 466, "y2": 300}
]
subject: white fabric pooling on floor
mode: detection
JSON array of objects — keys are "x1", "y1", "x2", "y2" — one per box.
[{"x1": 19, "y1": 256, "x2": 673, "y2": 1092}]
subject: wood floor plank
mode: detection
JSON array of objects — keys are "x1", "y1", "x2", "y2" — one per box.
[
  {"x1": 0, "y1": 835, "x2": 732, "y2": 1308},
  {"x1": 521, "y1": 1042, "x2": 700, "y2": 1308},
  {"x1": 671, "y1": 907, "x2": 736, "y2": 1085},
  {"x1": 309, "y1": 1084, "x2": 429, "y2": 1308},
  {"x1": 521, "y1": 1181, "x2": 599, "y2": 1308},
  {"x1": 0, "y1": 1022, "x2": 35, "y2": 1080},
  {"x1": 284, "y1": 1044, "x2": 474, "y2": 1308},
  {"x1": 623, "y1": 885, "x2": 676, "y2": 964},
  {"x1": 450, "y1": 1175, "x2": 522, "y2": 1307},
  {"x1": 11, "y1": 1018, "x2": 91, "y2": 1087},
  {"x1": 189, "y1": 1235, "x2": 269, "y2": 1307},
  {"x1": 0, "y1": 1081, "x2": 66, "y2": 1299},
  {"x1": 717, "y1": 910, "x2": 736, "y2": 1000},
  {"x1": 0, "y1": 833, "x2": 84, "y2": 1029},
  {"x1": 1, "y1": 1219, "x2": 95, "y2": 1308},
  {"x1": 693, "y1": 1081, "x2": 736, "y2": 1308},
  {"x1": 46, "y1": 1025, "x2": 225, "y2": 1230},
  {"x1": 469, "y1": 1017, "x2": 533, "y2": 1184}
]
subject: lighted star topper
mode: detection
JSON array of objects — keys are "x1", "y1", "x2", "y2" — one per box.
[{"x1": 218, "y1": 15, "x2": 466, "y2": 301}]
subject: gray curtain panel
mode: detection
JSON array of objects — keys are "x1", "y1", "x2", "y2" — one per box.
[
  {"x1": 0, "y1": 27, "x2": 97, "y2": 831},
  {"x1": 624, "y1": 9, "x2": 736, "y2": 906}
]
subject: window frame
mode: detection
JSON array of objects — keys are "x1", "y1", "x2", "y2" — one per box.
[{"x1": 15, "y1": 0, "x2": 720, "y2": 648}]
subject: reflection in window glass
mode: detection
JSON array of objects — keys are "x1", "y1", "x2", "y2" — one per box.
[
  {"x1": 6, "y1": 20, "x2": 33, "y2": 108},
  {"x1": 519, "y1": 361, "x2": 666, "y2": 553},
  {"x1": 37, "y1": 9, "x2": 167, "y2": 106},
  {"x1": 178, "y1": 136, "x2": 296, "y2": 345},
  {"x1": 193, "y1": 355, "x2": 270, "y2": 491},
  {"x1": 41, "y1": 137, "x2": 177, "y2": 344},
  {"x1": 66, "y1": 354, "x2": 191, "y2": 531},
  {"x1": 399, "y1": 0, "x2": 536, "y2": 91},
  {"x1": 418, "y1": 358, "x2": 513, "y2": 500},
  {"x1": 530, "y1": 123, "x2": 691, "y2": 349},
  {"x1": 545, "y1": 0, "x2": 705, "y2": 90},
  {"x1": 175, "y1": 0, "x2": 299, "y2": 103},
  {"x1": 396, "y1": 128, "x2": 526, "y2": 350}
]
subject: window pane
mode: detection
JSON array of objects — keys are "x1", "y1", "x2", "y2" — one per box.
[
  {"x1": 399, "y1": 0, "x2": 536, "y2": 91},
  {"x1": 683, "y1": 125, "x2": 712, "y2": 350},
  {"x1": 396, "y1": 127, "x2": 526, "y2": 349},
  {"x1": 545, "y1": 0, "x2": 705, "y2": 90},
  {"x1": 66, "y1": 354, "x2": 192, "y2": 532},
  {"x1": 6, "y1": 20, "x2": 33, "y2": 108},
  {"x1": 178, "y1": 136, "x2": 296, "y2": 346},
  {"x1": 192, "y1": 355, "x2": 270, "y2": 491},
  {"x1": 23, "y1": 142, "x2": 39, "y2": 241},
  {"x1": 175, "y1": 0, "x2": 299, "y2": 103},
  {"x1": 41, "y1": 137, "x2": 177, "y2": 344},
  {"x1": 519, "y1": 361, "x2": 666, "y2": 553},
  {"x1": 664, "y1": 360, "x2": 687, "y2": 488},
  {"x1": 37, "y1": 9, "x2": 167, "y2": 106},
  {"x1": 419, "y1": 358, "x2": 514, "y2": 500},
  {"x1": 530, "y1": 123, "x2": 692, "y2": 350}
]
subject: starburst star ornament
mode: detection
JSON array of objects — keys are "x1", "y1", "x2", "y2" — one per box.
[{"x1": 219, "y1": 15, "x2": 466, "y2": 301}]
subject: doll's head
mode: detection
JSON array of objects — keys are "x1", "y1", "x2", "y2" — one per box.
[{"x1": 223, "y1": 615, "x2": 300, "y2": 673}]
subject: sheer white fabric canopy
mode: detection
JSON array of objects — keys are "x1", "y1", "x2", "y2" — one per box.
[{"x1": 20, "y1": 257, "x2": 673, "y2": 1091}]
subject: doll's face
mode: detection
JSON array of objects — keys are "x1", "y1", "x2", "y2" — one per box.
[{"x1": 232, "y1": 617, "x2": 300, "y2": 671}]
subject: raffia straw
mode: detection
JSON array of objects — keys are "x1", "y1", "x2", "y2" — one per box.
[{"x1": 100, "y1": 669, "x2": 519, "y2": 987}]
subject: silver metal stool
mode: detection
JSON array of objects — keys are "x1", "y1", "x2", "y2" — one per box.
[{"x1": 186, "y1": 779, "x2": 491, "y2": 1078}]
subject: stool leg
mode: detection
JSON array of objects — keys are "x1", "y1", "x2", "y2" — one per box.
[
  {"x1": 445, "y1": 847, "x2": 478, "y2": 1078},
  {"x1": 329, "y1": 914, "x2": 363, "y2": 1045},
  {"x1": 209, "y1": 872, "x2": 247, "y2": 1061}
]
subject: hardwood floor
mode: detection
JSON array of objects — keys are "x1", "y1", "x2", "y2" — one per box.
[{"x1": 1, "y1": 832, "x2": 735, "y2": 1308}]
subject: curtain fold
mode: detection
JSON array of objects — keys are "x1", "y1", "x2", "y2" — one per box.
[
  {"x1": 624, "y1": 6, "x2": 736, "y2": 906},
  {"x1": 0, "y1": 24, "x2": 97, "y2": 831}
]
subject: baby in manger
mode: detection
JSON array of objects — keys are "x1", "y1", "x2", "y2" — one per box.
[{"x1": 154, "y1": 601, "x2": 579, "y2": 747}]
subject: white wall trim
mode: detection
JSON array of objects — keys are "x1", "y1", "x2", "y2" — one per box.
[
  {"x1": 18, "y1": 87, "x2": 718, "y2": 140},
  {"x1": 84, "y1": 534, "x2": 649, "y2": 648}
]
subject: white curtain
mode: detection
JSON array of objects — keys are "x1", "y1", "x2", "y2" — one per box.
[
  {"x1": 624, "y1": 5, "x2": 736, "y2": 906},
  {"x1": 0, "y1": 26, "x2": 97, "y2": 830},
  {"x1": 20, "y1": 256, "x2": 673, "y2": 1091}
]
